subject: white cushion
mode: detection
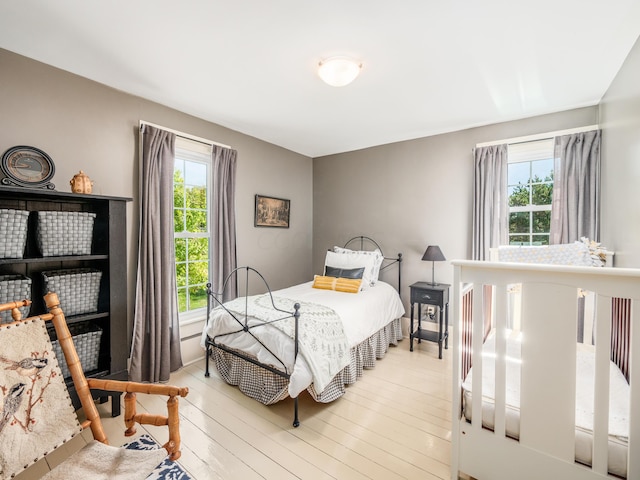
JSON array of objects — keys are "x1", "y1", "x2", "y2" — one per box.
[{"x1": 41, "y1": 440, "x2": 168, "y2": 480}]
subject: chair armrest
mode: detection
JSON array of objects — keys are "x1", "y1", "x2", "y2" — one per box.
[
  {"x1": 86, "y1": 378, "x2": 188, "y2": 398},
  {"x1": 87, "y1": 378, "x2": 188, "y2": 461}
]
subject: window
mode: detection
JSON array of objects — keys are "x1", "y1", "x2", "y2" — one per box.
[
  {"x1": 507, "y1": 139, "x2": 554, "y2": 245},
  {"x1": 174, "y1": 137, "x2": 212, "y2": 321}
]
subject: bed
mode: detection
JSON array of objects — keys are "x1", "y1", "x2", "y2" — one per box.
[
  {"x1": 201, "y1": 236, "x2": 405, "y2": 427},
  {"x1": 451, "y1": 257, "x2": 639, "y2": 479}
]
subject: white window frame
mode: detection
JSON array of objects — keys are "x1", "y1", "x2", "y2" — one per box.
[
  {"x1": 174, "y1": 137, "x2": 212, "y2": 325},
  {"x1": 507, "y1": 139, "x2": 554, "y2": 245}
]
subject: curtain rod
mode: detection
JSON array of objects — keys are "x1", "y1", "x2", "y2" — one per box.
[
  {"x1": 476, "y1": 124, "x2": 599, "y2": 148},
  {"x1": 139, "y1": 120, "x2": 231, "y2": 149}
]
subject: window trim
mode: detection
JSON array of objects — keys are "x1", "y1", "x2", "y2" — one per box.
[
  {"x1": 507, "y1": 140, "x2": 554, "y2": 246},
  {"x1": 174, "y1": 140, "x2": 212, "y2": 322}
]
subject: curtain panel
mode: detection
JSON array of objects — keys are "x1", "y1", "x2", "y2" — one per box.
[
  {"x1": 130, "y1": 124, "x2": 183, "y2": 383},
  {"x1": 472, "y1": 144, "x2": 508, "y2": 260},
  {"x1": 550, "y1": 130, "x2": 601, "y2": 244},
  {"x1": 211, "y1": 145, "x2": 238, "y2": 302}
]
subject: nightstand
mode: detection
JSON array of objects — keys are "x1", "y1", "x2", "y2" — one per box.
[{"x1": 409, "y1": 282, "x2": 450, "y2": 358}]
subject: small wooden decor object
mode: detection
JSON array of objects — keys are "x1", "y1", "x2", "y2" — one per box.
[{"x1": 70, "y1": 170, "x2": 94, "y2": 194}]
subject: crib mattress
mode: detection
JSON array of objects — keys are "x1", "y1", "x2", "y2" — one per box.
[{"x1": 461, "y1": 333, "x2": 629, "y2": 478}]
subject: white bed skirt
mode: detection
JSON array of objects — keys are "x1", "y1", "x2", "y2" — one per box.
[{"x1": 212, "y1": 317, "x2": 403, "y2": 405}]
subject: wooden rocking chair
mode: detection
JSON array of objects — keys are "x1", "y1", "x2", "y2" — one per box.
[{"x1": 0, "y1": 293, "x2": 188, "y2": 480}]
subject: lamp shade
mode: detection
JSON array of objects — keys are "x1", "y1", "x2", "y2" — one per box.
[
  {"x1": 318, "y1": 56, "x2": 362, "y2": 87},
  {"x1": 422, "y1": 245, "x2": 446, "y2": 262}
]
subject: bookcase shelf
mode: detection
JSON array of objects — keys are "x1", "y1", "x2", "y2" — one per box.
[{"x1": 0, "y1": 186, "x2": 131, "y2": 416}]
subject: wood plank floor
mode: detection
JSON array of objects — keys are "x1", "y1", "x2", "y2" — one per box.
[{"x1": 16, "y1": 337, "x2": 453, "y2": 480}]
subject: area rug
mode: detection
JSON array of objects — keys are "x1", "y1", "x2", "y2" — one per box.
[{"x1": 124, "y1": 434, "x2": 191, "y2": 479}]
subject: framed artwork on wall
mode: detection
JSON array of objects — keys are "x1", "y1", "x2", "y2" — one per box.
[{"x1": 254, "y1": 194, "x2": 290, "y2": 228}]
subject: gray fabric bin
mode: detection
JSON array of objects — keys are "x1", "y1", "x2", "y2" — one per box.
[
  {"x1": 50, "y1": 322, "x2": 102, "y2": 378},
  {"x1": 37, "y1": 211, "x2": 96, "y2": 256},
  {"x1": 0, "y1": 274, "x2": 31, "y2": 323},
  {"x1": 42, "y1": 268, "x2": 102, "y2": 316},
  {"x1": 0, "y1": 209, "x2": 29, "y2": 259}
]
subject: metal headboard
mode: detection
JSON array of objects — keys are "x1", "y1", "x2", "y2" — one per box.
[{"x1": 342, "y1": 236, "x2": 403, "y2": 293}]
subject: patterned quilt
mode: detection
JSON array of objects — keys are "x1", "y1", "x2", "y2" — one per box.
[{"x1": 216, "y1": 294, "x2": 350, "y2": 392}]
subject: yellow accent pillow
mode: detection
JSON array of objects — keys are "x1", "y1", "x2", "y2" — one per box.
[{"x1": 312, "y1": 275, "x2": 361, "y2": 294}]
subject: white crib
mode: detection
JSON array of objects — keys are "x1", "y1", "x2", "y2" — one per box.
[{"x1": 451, "y1": 261, "x2": 639, "y2": 480}]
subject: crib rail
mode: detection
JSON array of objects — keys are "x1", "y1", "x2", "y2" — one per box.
[{"x1": 451, "y1": 261, "x2": 640, "y2": 480}]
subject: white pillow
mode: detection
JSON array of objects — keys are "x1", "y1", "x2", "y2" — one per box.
[
  {"x1": 324, "y1": 250, "x2": 377, "y2": 289},
  {"x1": 332, "y1": 246, "x2": 384, "y2": 284}
]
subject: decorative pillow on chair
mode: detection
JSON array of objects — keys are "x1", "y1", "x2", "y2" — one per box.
[{"x1": 0, "y1": 318, "x2": 82, "y2": 479}]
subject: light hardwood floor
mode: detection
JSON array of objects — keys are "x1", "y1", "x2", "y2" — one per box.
[{"x1": 17, "y1": 336, "x2": 453, "y2": 480}]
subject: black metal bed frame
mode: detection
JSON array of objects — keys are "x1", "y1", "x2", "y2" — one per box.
[
  {"x1": 204, "y1": 266, "x2": 302, "y2": 426},
  {"x1": 203, "y1": 236, "x2": 402, "y2": 427}
]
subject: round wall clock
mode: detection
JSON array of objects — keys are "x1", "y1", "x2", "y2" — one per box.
[{"x1": 1, "y1": 146, "x2": 56, "y2": 189}]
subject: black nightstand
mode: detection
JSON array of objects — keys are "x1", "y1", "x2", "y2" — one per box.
[{"x1": 409, "y1": 282, "x2": 450, "y2": 358}]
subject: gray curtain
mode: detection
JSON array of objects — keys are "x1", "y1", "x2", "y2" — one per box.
[
  {"x1": 472, "y1": 144, "x2": 508, "y2": 260},
  {"x1": 550, "y1": 130, "x2": 601, "y2": 244},
  {"x1": 211, "y1": 145, "x2": 238, "y2": 302},
  {"x1": 130, "y1": 124, "x2": 182, "y2": 383}
]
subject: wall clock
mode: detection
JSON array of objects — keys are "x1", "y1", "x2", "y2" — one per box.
[{"x1": 1, "y1": 146, "x2": 56, "y2": 189}]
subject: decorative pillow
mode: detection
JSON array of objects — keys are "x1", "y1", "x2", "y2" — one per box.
[
  {"x1": 323, "y1": 266, "x2": 365, "y2": 279},
  {"x1": 332, "y1": 246, "x2": 384, "y2": 284},
  {"x1": 324, "y1": 250, "x2": 376, "y2": 289},
  {"x1": 312, "y1": 275, "x2": 361, "y2": 294}
]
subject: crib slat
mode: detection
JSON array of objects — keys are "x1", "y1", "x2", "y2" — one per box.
[
  {"x1": 629, "y1": 299, "x2": 639, "y2": 480},
  {"x1": 471, "y1": 284, "x2": 485, "y2": 434},
  {"x1": 592, "y1": 294, "x2": 611, "y2": 475},
  {"x1": 493, "y1": 284, "x2": 508, "y2": 438},
  {"x1": 519, "y1": 282, "x2": 577, "y2": 462}
]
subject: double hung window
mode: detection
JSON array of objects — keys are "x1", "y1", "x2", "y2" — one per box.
[
  {"x1": 507, "y1": 139, "x2": 554, "y2": 245},
  {"x1": 173, "y1": 137, "x2": 211, "y2": 321}
]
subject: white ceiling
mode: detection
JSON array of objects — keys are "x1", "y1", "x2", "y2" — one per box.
[{"x1": 1, "y1": 1, "x2": 640, "y2": 158}]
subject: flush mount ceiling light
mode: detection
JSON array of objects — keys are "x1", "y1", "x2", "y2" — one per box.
[{"x1": 318, "y1": 56, "x2": 362, "y2": 87}]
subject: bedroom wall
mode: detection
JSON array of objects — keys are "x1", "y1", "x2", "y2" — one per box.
[
  {"x1": 313, "y1": 107, "x2": 599, "y2": 312},
  {"x1": 0, "y1": 48, "x2": 313, "y2": 363},
  {"x1": 599, "y1": 35, "x2": 640, "y2": 268}
]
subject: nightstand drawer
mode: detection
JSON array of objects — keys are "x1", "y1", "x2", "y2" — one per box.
[{"x1": 411, "y1": 289, "x2": 443, "y2": 305}]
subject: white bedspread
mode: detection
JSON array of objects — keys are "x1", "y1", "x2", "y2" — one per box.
[{"x1": 201, "y1": 280, "x2": 405, "y2": 398}]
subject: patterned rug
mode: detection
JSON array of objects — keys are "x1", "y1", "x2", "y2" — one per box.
[{"x1": 124, "y1": 434, "x2": 191, "y2": 479}]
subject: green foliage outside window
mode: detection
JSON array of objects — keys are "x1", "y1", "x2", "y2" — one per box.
[
  {"x1": 507, "y1": 162, "x2": 553, "y2": 245},
  {"x1": 174, "y1": 166, "x2": 210, "y2": 313}
]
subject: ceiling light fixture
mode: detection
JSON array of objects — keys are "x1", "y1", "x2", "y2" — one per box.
[{"x1": 318, "y1": 56, "x2": 362, "y2": 87}]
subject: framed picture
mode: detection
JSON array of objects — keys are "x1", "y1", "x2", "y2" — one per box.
[{"x1": 255, "y1": 194, "x2": 290, "y2": 228}]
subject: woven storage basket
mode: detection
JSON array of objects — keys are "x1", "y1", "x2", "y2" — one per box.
[
  {"x1": 36, "y1": 211, "x2": 96, "y2": 256},
  {"x1": 0, "y1": 274, "x2": 31, "y2": 324},
  {"x1": 42, "y1": 268, "x2": 102, "y2": 317},
  {"x1": 0, "y1": 208, "x2": 29, "y2": 259},
  {"x1": 50, "y1": 322, "x2": 102, "y2": 378}
]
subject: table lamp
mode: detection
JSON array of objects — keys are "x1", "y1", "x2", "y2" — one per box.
[{"x1": 422, "y1": 245, "x2": 446, "y2": 285}]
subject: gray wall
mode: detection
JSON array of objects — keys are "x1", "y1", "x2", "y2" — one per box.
[
  {"x1": 5, "y1": 35, "x2": 640, "y2": 339},
  {"x1": 0, "y1": 48, "x2": 313, "y2": 338},
  {"x1": 599, "y1": 36, "x2": 640, "y2": 268},
  {"x1": 313, "y1": 107, "x2": 599, "y2": 311}
]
